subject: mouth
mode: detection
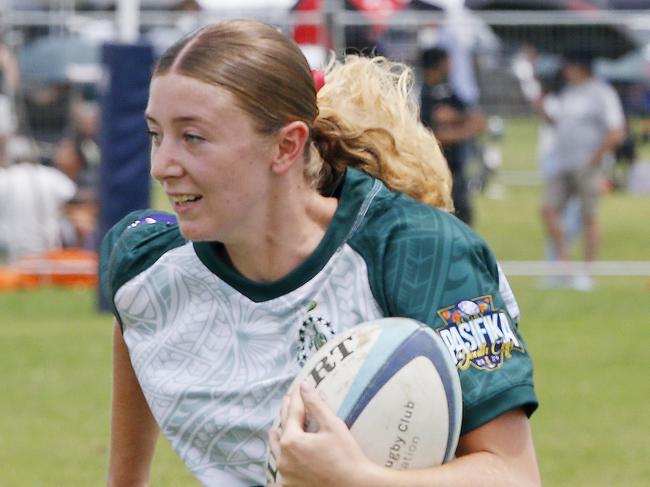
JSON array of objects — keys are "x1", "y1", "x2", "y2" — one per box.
[{"x1": 169, "y1": 193, "x2": 203, "y2": 211}]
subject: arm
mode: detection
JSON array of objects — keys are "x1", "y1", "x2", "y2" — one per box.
[
  {"x1": 531, "y1": 96, "x2": 555, "y2": 125},
  {"x1": 0, "y1": 45, "x2": 20, "y2": 94},
  {"x1": 588, "y1": 127, "x2": 625, "y2": 167},
  {"x1": 431, "y1": 105, "x2": 486, "y2": 146},
  {"x1": 363, "y1": 406, "x2": 540, "y2": 487},
  {"x1": 107, "y1": 322, "x2": 160, "y2": 487},
  {"x1": 54, "y1": 137, "x2": 83, "y2": 182},
  {"x1": 270, "y1": 384, "x2": 540, "y2": 487}
]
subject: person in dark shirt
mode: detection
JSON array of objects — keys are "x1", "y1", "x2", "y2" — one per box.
[{"x1": 420, "y1": 46, "x2": 485, "y2": 225}]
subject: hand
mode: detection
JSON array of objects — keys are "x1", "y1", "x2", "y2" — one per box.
[
  {"x1": 268, "y1": 383, "x2": 375, "y2": 487},
  {"x1": 588, "y1": 154, "x2": 602, "y2": 168}
]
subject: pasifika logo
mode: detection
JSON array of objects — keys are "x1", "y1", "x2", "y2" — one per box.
[
  {"x1": 436, "y1": 295, "x2": 523, "y2": 371},
  {"x1": 296, "y1": 301, "x2": 335, "y2": 366}
]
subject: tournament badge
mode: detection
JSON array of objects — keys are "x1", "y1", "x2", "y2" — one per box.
[{"x1": 436, "y1": 295, "x2": 524, "y2": 371}]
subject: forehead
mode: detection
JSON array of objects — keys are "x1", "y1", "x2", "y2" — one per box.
[{"x1": 146, "y1": 73, "x2": 243, "y2": 123}]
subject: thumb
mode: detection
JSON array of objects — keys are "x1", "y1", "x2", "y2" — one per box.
[{"x1": 299, "y1": 382, "x2": 341, "y2": 431}]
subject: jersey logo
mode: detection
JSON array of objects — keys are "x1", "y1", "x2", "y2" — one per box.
[
  {"x1": 127, "y1": 212, "x2": 177, "y2": 228},
  {"x1": 296, "y1": 301, "x2": 335, "y2": 366},
  {"x1": 436, "y1": 295, "x2": 524, "y2": 371}
]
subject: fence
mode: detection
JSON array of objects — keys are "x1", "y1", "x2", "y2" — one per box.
[{"x1": 4, "y1": 5, "x2": 650, "y2": 120}]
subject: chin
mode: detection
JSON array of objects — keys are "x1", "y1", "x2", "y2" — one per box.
[{"x1": 178, "y1": 221, "x2": 218, "y2": 242}]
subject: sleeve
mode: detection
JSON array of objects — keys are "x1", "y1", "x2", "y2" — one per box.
[
  {"x1": 50, "y1": 168, "x2": 77, "y2": 203},
  {"x1": 602, "y1": 83, "x2": 625, "y2": 130},
  {"x1": 355, "y1": 202, "x2": 538, "y2": 435},
  {"x1": 99, "y1": 209, "x2": 185, "y2": 327}
]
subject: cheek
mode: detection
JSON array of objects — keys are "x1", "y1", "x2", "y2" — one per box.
[{"x1": 194, "y1": 142, "x2": 272, "y2": 201}]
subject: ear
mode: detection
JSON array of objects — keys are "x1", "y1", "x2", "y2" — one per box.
[{"x1": 270, "y1": 121, "x2": 310, "y2": 176}]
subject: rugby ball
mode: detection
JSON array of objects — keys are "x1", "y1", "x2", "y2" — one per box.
[{"x1": 266, "y1": 317, "x2": 462, "y2": 483}]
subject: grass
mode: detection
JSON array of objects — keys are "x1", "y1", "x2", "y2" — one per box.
[
  {"x1": 513, "y1": 276, "x2": 650, "y2": 486},
  {"x1": 0, "y1": 289, "x2": 198, "y2": 486},
  {"x1": 475, "y1": 116, "x2": 650, "y2": 261},
  {"x1": 1, "y1": 117, "x2": 648, "y2": 486},
  {"x1": 2, "y1": 278, "x2": 648, "y2": 486},
  {"x1": 475, "y1": 185, "x2": 650, "y2": 261}
]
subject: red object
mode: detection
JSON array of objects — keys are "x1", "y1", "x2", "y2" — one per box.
[
  {"x1": 293, "y1": 0, "x2": 323, "y2": 45},
  {"x1": 311, "y1": 69, "x2": 325, "y2": 92},
  {"x1": 349, "y1": 0, "x2": 408, "y2": 34}
]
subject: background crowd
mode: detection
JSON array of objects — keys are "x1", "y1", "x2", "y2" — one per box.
[{"x1": 0, "y1": 0, "x2": 648, "y2": 291}]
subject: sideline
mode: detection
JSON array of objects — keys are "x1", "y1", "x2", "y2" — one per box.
[{"x1": 501, "y1": 260, "x2": 650, "y2": 276}]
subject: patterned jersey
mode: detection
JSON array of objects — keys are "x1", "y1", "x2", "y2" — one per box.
[{"x1": 100, "y1": 168, "x2": 537, "y2": 486}]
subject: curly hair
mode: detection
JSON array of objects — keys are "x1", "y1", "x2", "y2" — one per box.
[{"x1": 153, "y1": 19, "x2": 452, "y2": 210}]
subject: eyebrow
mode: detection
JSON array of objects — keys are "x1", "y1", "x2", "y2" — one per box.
[{"x1": 144, "y1": 114, "x2": 204, "y2": 125}]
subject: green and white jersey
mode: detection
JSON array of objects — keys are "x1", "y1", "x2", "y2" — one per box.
[{"x1": 101, "y1": 168, "x2": 537, "y2": 487}]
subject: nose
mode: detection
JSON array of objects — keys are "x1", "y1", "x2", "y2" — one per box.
[{"x1": 150, "y1": 138, "x2": 185, "y2": 181}]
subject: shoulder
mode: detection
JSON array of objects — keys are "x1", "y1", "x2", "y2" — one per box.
[
  {"x1": 42, "y1": 165, "x2": 77, "y2": 198},
  {"x1": 100, "y1": 209, "x2": 186, "y2": 305},
  {"x1": 587, "y1": 78, "x2": 617, "y2": 99},
  {"x1": 349, "y1": 185, "x2": 499, "y2": 312},
  {"x1": 361, "y1": 188, "x2": 488, "y2": 263}
]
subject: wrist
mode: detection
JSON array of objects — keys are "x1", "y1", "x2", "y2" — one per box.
[{"x1": 352, "y1": 461, "x2": 396, "y2": 487}]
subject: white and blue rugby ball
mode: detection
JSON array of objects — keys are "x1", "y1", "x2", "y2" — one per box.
[{"x1": 267, "y1": 317, "x2": 462, "y2": 482}]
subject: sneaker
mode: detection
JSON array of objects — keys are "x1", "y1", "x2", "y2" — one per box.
[
  {"x1": 571, "y1": 274, "x2": 594, "y2": 292},
  {"x1": 538, "y1": 275, "x2": 569, "y2": 289}
]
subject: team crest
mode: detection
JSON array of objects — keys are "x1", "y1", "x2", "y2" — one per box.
[
  {"x1": 296, "y1": 302, "x2": 335, "y2": 366},
  {"x1": 436, "y1": 295, "x2": 524, "y2": 371}
]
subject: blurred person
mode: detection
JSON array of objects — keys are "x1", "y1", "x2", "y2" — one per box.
[
  {"x1": 611, "y1": 116, "x2": 636, "y2": 190},
  {"x1": 61, "y1": 187, "x2": 99, "y2": 251},
  {"x1": 540, "y1": 51, "x2": 625, "y2": 291},
  {"x1": 513, "y1": 47, "x2": 582, "y2": 283},
  {"x1": 53, "y1": 98, "x2": 100, "y2": 249},
  {"x1": 0, "y1": 136, "x2": 76, "y2": 263},
  {"x1": 521, "y1": 65, "x2": 582, "y2": 287},
  {"x1": 54, "y1": 98, "x2": 100, "y2": 192},
  {"x1": 0, "y1": 41, "x2": 20, "y2": 165},
  {"x1": 101, "y1": 20, "x2": 539, "y2": 487},
  {"x1": 419, "y1": 46, "x2": 486, "y2": 225}
]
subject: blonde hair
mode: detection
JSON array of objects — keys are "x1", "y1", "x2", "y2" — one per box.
[
  {"x1": 153, "y1": 20, "x2": 452, "y2": 210},
  {"x1": 311, "y1": 55, "x2": 452, "y2": 210}
]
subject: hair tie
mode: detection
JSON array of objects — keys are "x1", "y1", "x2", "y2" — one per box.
[{"x1": 311, "y1": 69, "x2": 325, "y2": 93}]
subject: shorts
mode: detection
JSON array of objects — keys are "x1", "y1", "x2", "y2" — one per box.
[
  {"x1": 0, "y1": 94, "x2": 16, "y2": 136},
  {"x1": 543, "y1": 165, "x2": 601, "y2": 218}
]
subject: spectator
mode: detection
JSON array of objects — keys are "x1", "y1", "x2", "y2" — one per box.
[
  {"x1": 0, "y1": 41, "x2": 20, "y2": 165},
  {"x1": 53, "y1": 98, "x2": 100, "y2": 249},
  {"x1": 0, "y1": 136, "x2": 76, "y2": 262},
  {"x1": 419, "y1": 46, "x2": 485, "y2": 225},
  {"x1": 534, "y1": 69, "x2": 582, "y2": 287},
  {"x1": 54, "y1": 98, "x2": 100, "y2": 193},
  {"x1": 611, "y1": 117, "x2": 636, "y2": 190},
  {"x1": 540, "y1": 51, "x2": 625, "y2": 290}
]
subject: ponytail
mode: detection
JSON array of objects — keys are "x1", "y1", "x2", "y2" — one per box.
[{"x1": 308, "y1": 55, "x2": 453, "y2": 211}]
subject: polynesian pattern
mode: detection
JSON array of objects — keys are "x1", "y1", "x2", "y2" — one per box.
[{"x1": 115, "y1": 242, "x2": 383, "y2": 486}]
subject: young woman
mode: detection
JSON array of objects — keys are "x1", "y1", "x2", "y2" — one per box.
[{"x1": 101, "y1": 19, "x2": 540, "y2": 487}]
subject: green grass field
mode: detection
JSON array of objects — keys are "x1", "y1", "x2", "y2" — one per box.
[{"x1": 1, "y1": 117, "x2": 649, "y2": 486}]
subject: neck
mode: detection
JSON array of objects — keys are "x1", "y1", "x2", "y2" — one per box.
[
  {"x1": 425, "y1": 71, "x2": 445, "y2": 85},
  {"x1": 223, "y1": 175, "x2": 338, "y2": 282},
  {"x1": 571, "y1": 73, "x2": 592, "y2": 85}
]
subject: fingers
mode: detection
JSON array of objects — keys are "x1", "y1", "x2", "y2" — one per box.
[
  {"x1": 269, "y1": 427, "x2": 280, "y2": 460},
  {"x1": 279, "y1": 393, "x2": 290, "y2": 432},
  {"x1": 299, "y1": 382, "x2": 341, "y2": 431},
  {"x1": 282, "y1": 386, "x2": 306, "y2": 437},
  {"x1": 268, "y1": 428, "x2": 282, "y2": 486}
]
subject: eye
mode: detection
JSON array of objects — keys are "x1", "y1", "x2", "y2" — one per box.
[
  {"x1": 183, "y1": 133, "x2": 204, "y2": 144},
  {"x1": 147, "y1": 129, "x2": 161, "y2": 146}
]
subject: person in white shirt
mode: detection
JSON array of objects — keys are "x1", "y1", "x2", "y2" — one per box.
[
  {"x1": 540, "y1": 51, "x2": 625, "y2": 290},
  {"x1": 0, "y1": 137, "x2": 76, "y2": 262}
]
